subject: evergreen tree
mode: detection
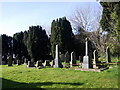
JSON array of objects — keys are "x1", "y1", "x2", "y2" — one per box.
[
  {"x1": 24, "y1": 26, "x2": 49, "y2": 62},
  {"x1": 50, "y1": 17, "x2": 74, "y2": 58}
]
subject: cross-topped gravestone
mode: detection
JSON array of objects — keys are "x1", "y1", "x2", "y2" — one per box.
[
  {"x1": 106, "y1": 46, "x2": 111, "y2": 63},
  {"x1": 65, "y1": 51, "x2": 70, "y2": 63},
  {"x1": 70, "y1": 51, "x2": 76, "y2": 67},
  {"x1": 54, "y1": 45, "x2": 63, "y2": 68}
]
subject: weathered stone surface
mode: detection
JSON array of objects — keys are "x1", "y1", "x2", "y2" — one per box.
[
  {"x1": 82, "y1": 38, "x2": 92, "y2": 69},
  {"x1": 54, "y1": 45, "x2": 63, "y2": 68},
  {"x1": 93, "y1": 50, "x2": 99, "y2": 69}
]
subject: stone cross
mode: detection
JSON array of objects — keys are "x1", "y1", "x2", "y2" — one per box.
[
  {"x1": 70, "y1": 51, "x2": 76, "y2": 67},
  {"x1": 93, "y1": 50, "x2": 98, "y2": 69},
  {"x1": 106, "y1": 46, "x2": 111, "y2": 63},
  {"x1": 54, "y1": 45, "x2": 63, "y2": 68},
  {"x1": 65, "y1": 51, "x2": 70, "y2": 63}
]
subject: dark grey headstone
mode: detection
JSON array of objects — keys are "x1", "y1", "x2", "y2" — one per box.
[
  {"x1": 65, "y1": 51, "x2": 70, "y2": 63},
  {"x1": 70, "y1": 51, "x2": 76, "y2": 67},
  {"x1": 8, "y1": 56, "x2": 12, "y2": 66},
  {"x1": 106, "y1": 47, "x2": 111, "y2": 63},
  {"x1": 27, "y1": 61, "x2": 35, "y2": 67}
]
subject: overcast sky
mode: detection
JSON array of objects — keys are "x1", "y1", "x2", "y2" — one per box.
[{"x1": 0, "y1": 1, "x2": 102, "y2": 36}]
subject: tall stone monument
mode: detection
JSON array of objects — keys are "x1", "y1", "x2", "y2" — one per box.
[
  {"x1": 106, "y1": 46, "x2": 111, "y2": 63},
  {"x1": 54, "y1": 45, "x2": 63, "y2": 68},
  {"x1": 82, "y1": 38, "x2": 92, "y2": 69}
]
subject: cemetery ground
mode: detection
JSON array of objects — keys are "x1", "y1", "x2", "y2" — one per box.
[{"x1": 1, "y1": 57, "x2": 120, "y2": 88}]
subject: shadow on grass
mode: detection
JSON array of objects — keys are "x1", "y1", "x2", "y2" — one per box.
[{"x1": 2, "y1": 78, "x2": 84, "y2": 88}]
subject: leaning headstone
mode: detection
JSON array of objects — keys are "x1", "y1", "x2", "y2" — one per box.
[
  {"x1": 93, "y1": 50, "x2": 99, "y2": 69},
  {"x1": 70, "y1": 51, "x2": 76, "y2": 67},
  {"x1": 65, "y1": 51, "x2": 70, "y2": 63},
  {"x1": 106, "y1": 46, "x2": 111, "y2": 63},
  {"x1": 36, "y1": 60, "x2": 43, "y2": 67},
  {"x1": 44, "y1": 60, "x2": 51, "y2": 67},
  {"x1": 54, "y1": 45, "x2": 63, "y2": 68},
  {"x1": 27, "y1": 61, "x2": 35, "y2": 67},
  {"x1": 8, "y1": 56, "x2": 12, "y2": 66},
  {"x1": 82, "y1": 38, "x2": 92, "y2": 69}
]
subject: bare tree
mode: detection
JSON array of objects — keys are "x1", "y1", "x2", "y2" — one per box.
[{"x1": 70, "y1": 3, "x2": 110, "y2": 56}]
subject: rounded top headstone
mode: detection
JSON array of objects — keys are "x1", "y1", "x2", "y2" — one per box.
[{"x1": 85, "y1": 38, "x2": 88, "y2": 41}]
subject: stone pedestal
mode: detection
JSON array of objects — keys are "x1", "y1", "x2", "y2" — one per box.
[
  {"x1": 82, "y1": 56, "x2": 89, "y2": 69},
  {"x1": 54, "y1": 45, "x2": 63, "y2": 68}
]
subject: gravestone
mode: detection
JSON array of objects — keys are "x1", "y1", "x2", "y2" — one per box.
[
  {"x1": 70, "y1": 51, "x2": 76, "y2": 67},
  {"x1": 44, "y1": 60, "x2": 51, "y2": 66},
  {"x1": 24, "y1": 58, "x2": 28, "y2": 65},
  {"x1": 16, "y1": 60, "x2": 21, "y2": 65},
  {"x1": 93, "y1": 50, "x2": 99, "y2": 69},
  {"x1": 27, "y1": 61, "x2": 35, "y2": 67},
  {"x1": 51, "y1": 60, "x2": 54, "y2": 67},
  {"x1": 79, "y1": 56, "x2": 83, "y2": 66},
  {"x1": 82, "y1": 38, "x2": 92, "y2": 69},
  {"x1": 65, "y1": 51, "x2": 70, "y2": 63},
  {"x1": 60, "y1": 53, "x2": 65, "y2": 62},
  {"x1": 54, "y1": 45, "x2": 63, "y2": 68},
  {"x1": 106, "y1": 46, "x2": 111, "y2": 63},
  {"x1": 8, "y1": 56, "x2": 12, "y2": 66},
  {"x1": 36, "y1": 60, "x2": 43, "y2": 67}
]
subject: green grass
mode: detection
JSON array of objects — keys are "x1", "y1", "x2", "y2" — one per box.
[{"x1": 1, "y1": 63, "x2": 119, "y2": 88}]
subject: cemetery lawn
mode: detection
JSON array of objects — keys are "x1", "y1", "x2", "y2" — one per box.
[{"x1": 1, "y1": 64, "x2": 119, "y2": 88}]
